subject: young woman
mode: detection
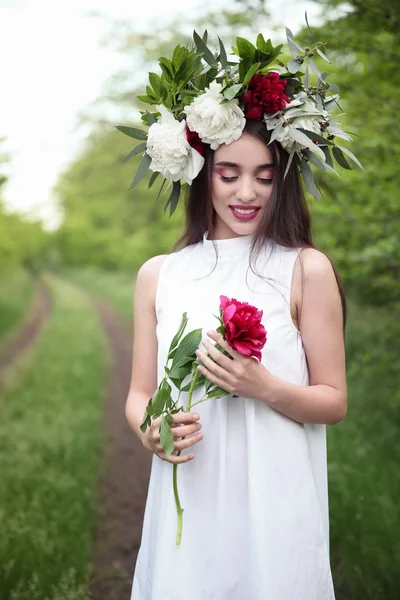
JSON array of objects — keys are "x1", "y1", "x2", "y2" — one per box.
[{"x1": 125, "y1": 118, "x2": 346, "y2": 600}]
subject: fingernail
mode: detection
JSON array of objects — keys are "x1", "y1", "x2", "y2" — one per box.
[
  {"x1": 193, "y1": 413, "x2": 200, "y2": 420},
  {"x1": 189, "y1": 454, "x2": 194, "y2": 460}
]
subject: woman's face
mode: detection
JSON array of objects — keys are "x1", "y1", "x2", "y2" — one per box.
[{"x1": 211, "y1": 133, "x2": 274, "y2": 239}]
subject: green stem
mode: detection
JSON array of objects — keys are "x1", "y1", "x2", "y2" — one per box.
[{"x1": 173, "y1": 366, "x2": 200, "y2": 547}]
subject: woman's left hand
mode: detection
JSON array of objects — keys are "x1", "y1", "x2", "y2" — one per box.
[{"x1": 196, "y1": 330, "x2": 270, "y2": 400}]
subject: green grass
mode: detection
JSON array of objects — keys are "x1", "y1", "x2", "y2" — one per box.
[
  {"x1": 0, "y1": 269, "x2": 35, "y2": 347},
  {"x1": 0, "y1": 275, "x2": 108, "y2": 600},
  {"x1": 62, "y1": 267, "x2": 135, "y2": 324}
]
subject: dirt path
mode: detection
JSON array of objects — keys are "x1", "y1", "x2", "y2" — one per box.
[
  {"x1": 88, "y1": 299, "x2": 151, "y2": 600},
  {"x1": 0, "y1": 279, "x2": 52, "y2": 379}
]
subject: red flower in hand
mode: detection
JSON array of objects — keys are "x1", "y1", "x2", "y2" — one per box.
[
  {"x1": 243, "y1": 72, "x2": 289, "y2": 120},
  {"x1": 219, "y1": 295, "x2": 267, "y2": 361}
]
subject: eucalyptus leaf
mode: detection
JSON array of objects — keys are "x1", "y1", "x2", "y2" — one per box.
[
  {"x1": 304, "y1": 11, "x2": 315, "y2": 43},
  {"x1": 289, "y1": 129, "x2": 325, "y2": 160},
  {"x1": 329, "y1": 84, "x2": 340, "y2": 94},
  {"x1": 160, "y1": 415, "x2": 174, "y2": 455},
  {"x1": 286, "y1": 27, "x2": 303, "y2": 57},
  {"x1": 337, "y1": 145, "x2": 363, "y2": 169},
  {"x1": 218, "y1": 36, "x2": 228, "y2": 70},
  {"x1": 146, "y1": 111, "x2": 157, "y2": 126},
  {"x1": 121, "y1": 142, "x2": 146, "y2": 163},
  {"x1": 302, "y1": 149, "x2": 326, "y2": 173},
  {"x1": 129, "y1": 153, "x2": 151, "y2": 189},
  {"x1": 308, "y1": 57, "x2": 322, "y2": 80},
  {"x1": 304, "y1": 66, "x2": 309, "y2": 88},
  {"x1": 283, "y1": 149, "x2": 296, "y2": 179},
  {"x1": 287, "y1": 59, "x2": 301, "y2": 74},
  {"x1": 223, "y1": 83, "x2": 243, "y2": 101},
  {"x1": 193, "y1": 30, "x2": 217, "y2": 67},
  {"x1": 148, "y1": 171, "x2": 160, "y2": 189},
  {"x1": 156, "y1": 178, "x2": 167, "y2": 202},
  {"x1": 321, "y1": 145, "x2": 334, "y2": 168},
  {"x1": 116, "y1": 125, "x2": 148, "y2": 141},
  {"x1": 332, "y1": 146, "x2": 351, "y2": 170},
  {"x1": 299, "y1": 130, "x2": 334, "y2": 146},
  {"x1": 299, "y1": 159, "x2": 321, "y2": 200},
  {"x1": 164, "y1": 180, "x2": 181, "y2": 217},
  {"x1": 316, "y1": 47, "x2": 330, "y2": 63}
]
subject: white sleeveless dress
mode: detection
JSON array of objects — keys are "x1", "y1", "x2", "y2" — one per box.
[{"x1": 131, "y1": 233, "x2": 335, "y2": 600}]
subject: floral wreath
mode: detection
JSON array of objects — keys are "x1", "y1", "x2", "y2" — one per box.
[{"x1": 117, "y1": 21, "x2": 362, "y2": 215}]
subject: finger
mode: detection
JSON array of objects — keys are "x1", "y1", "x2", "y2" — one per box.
[
  {"x1": 162, "y1": 452, "x2": 195, "y2": 464},
  {"x1": 174, "y1": 433, "x2": 203, "y2": 451},
  {"x1": 171, "y1": 423, "x2": 202, "y2": 438},
  {"x1": 197, "y1": 364, "x2": 228, "y2": 391},
  {"x1": 207, "y1": 330, "x2": 239, "y2": 359},
  {"x1": 171, "y1": 412, "x2": 201, "y2": 424},
  {"x1": 196, "y1": 347, "x2": 228, "y2": 379},
  {"x1": 201, "y1": 338, "x2": 233, "y2": 370}
]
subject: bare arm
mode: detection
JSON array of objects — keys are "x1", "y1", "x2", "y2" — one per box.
[
  {"x1": 125, "y1": 254, "x2": 203, "y2": 463},
  {"x1": 263, "y1": 248, "x2": 347, "y2": 424}
]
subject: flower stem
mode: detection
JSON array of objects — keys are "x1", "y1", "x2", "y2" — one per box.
[{"x1": 173, "y1": 366, "x2": 200, "y2": 547}]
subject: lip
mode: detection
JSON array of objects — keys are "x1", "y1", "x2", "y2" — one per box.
[{"x1": 229, "y1": 205, "x2": 261, "y2": 221}]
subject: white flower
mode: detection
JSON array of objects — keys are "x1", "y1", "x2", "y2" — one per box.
[
  {"x1": 146, "y1": 105, "x2": 204, "y2": 184},
  {"x1": 184, "y1": 81, "x2": 245, "y2": 150}
]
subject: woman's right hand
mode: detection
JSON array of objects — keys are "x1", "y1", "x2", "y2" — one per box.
[{"x1": 142, "y1": 412, "x2": 203, "y2": 464}]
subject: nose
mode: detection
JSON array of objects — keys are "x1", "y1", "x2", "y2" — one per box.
[{"x1": 236, "y1": 176, "x2": 256, "y2": 203}]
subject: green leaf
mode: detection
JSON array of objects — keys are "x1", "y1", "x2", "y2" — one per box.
[
  {"x1": 140, "y1": 410, "x2": 151, "y2": 433},
  {"x1": 164, "y1": 180, "x2": 181, "y2": 217},
  {"x1": 148, "y1": 171, "x2": 160, "y2": 189},
  {"x1": 160, "y1": 415, "x2": 175, "y2": 455},
  {"x1": 337, "y1": 145, "x2": 363, "y2": 169},
  {"x1": 168, "y1": 312, "x2": 188, "y2": 357},
  {"x1": 129, "y1": 153, "x2": 151, "y2": 189},
  {"x1": 151, "y1": 380, "x2": 172, "y2": 414},
  {"x1": 299, "y1": 159, "x2": 321, "y2": 200},
  {"x1": 223, "y1": 83, "x2": 243, "y2": 101},
  {"x1": 159, "y1": 57, "x2": 174, "y2": 81},
  {"x1": 193, "y1": 30, "x2": 217, "y2": 67},
  {"x1": 206, "y1": 385, "x2": 229, "y2": 400},
  {"x1": 236, "y1": 37, "x2": 256, "y2": 60},
  {"x1": 299, "y1": 130, "x2": 334, "y2": 146},
  {"x1": 121, "y1": 142, "x2": 146, "y2": 163},
  {"x1": 116, "y1": 125, "x2": 148, "y2": 141},
  {"x1": 149, "y1": 72, "x2": 162, "y2": 96},
  {"x1": 243, "y1": 62, "x2": 261, "y2": 86},
  {"x1": 218, "y1": 36, "x2": 228, "y2": 70},
  {"x1": 136, "y1": 94, "x2": 158, "y2": 105},
  {"x1": 172, "y1": 329, "x2": 203, "y2": 369},
  {"x1": 332, "y1": 146, "x2": 351, "y2": 170}
]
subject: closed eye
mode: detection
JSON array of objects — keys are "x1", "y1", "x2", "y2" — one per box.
[
  {"x1": 257, "y1": 178, "x2": 273, "y2": 185},
  {"x1": 219, "y1": 175, "x2": 238, "y2": 182}
]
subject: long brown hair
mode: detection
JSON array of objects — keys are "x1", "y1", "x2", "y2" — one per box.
[{"x1": 173, "y1": 120, "x2": 346, "y2": 326}]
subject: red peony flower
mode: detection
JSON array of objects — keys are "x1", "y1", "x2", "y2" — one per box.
[
  {"x1": 219, "y1": 295, "x2": 267, "y2": 361},
  {"x1": 243, "y1": 72, "x2": 290, "y2": 120},
  {"x1": 186, "y1": 126, "x2": 206, "y2": 156}
]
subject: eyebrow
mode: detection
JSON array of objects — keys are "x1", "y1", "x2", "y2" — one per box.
[{"x1": 215, "y1": 161, "x2": 274, "y2": 169}]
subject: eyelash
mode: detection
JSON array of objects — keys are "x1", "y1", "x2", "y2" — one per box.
[{"x1": 219, "y1": 175, "x2": 273, "y2": 185}]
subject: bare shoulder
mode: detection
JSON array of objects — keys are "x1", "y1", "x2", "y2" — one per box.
[
  {"x1": 298, "y1": 247, "x2": 336, "y2": 282},
  {"x1": 137, "y1": 254, "x2": 169, "y2": 283},
  {"x1": 135, "y1": 254, "x2": 169, "y2": 305}
]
